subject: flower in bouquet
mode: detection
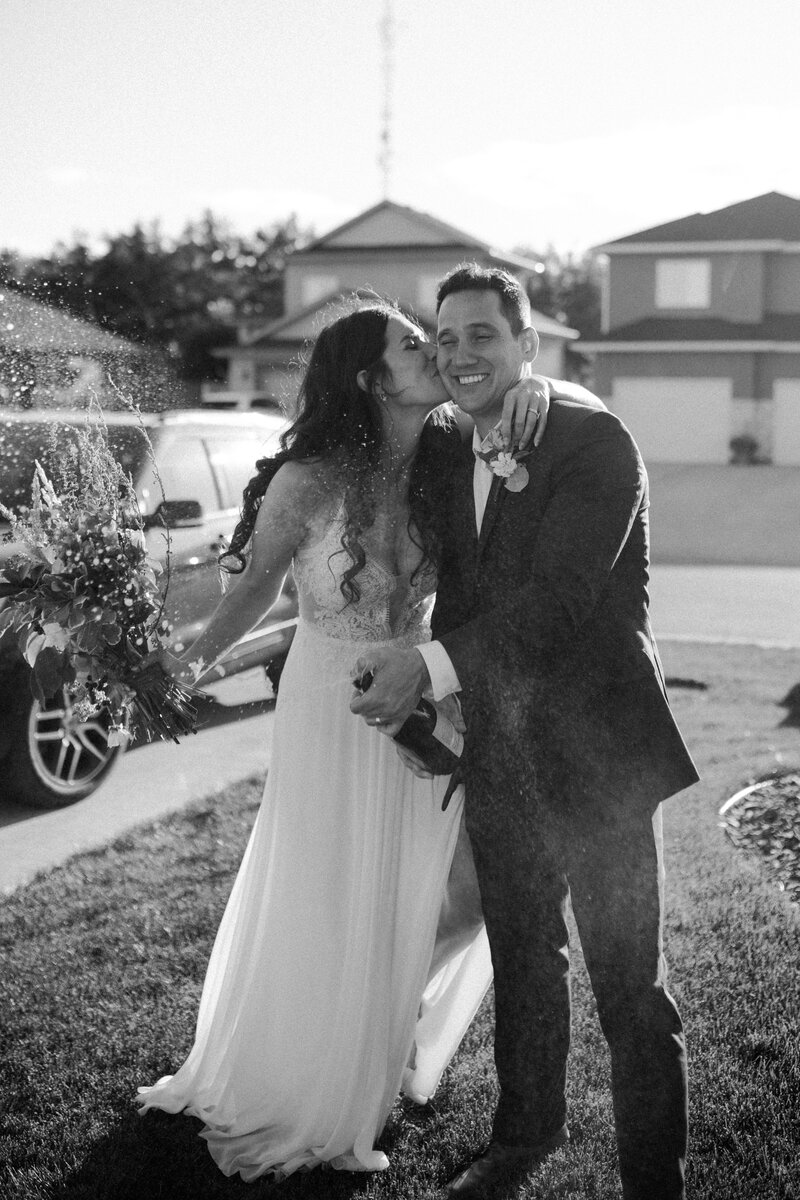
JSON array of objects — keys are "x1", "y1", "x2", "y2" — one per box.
[
  {"x1": 0, "y1": 406, "x2": 198, "y2": 746},
  {"x1": 476, "y1": 425, "x2": 531, "y2": 492}
]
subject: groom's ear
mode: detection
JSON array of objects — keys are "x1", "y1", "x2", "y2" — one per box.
[{"x1": 521, "y1": 327, "x2": 539, "y2": 363}]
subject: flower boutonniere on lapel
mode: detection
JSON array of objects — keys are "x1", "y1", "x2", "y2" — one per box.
[{"x1": 476, "y1": 426, "x2": 531, "y2": 493}]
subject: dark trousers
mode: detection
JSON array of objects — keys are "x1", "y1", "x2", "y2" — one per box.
[{"x1": 465, "y1": 797, "x2": 688, "y2": 1200}]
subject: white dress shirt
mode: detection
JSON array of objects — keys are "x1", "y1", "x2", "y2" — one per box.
[{"x1": 417, "y1": 428, "x2": 493, "y2": 700}]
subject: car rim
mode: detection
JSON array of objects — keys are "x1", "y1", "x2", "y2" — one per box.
[{"x1": 28, "y1": 690, "x2": 116, "y2": 795}]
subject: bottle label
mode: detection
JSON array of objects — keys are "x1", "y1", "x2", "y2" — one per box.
[{"x1": 431, "y1": 708, "x2": 464, "y2": 758}]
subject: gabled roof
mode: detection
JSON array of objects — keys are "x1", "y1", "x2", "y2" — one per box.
[
  {"x1": 0, "y1": 289, "x2": 144, "y2": 355},
  {"x1": 296, "y1": 199, "x2": 541, "y2": 272},
  {"x1": 598, "y1": 192, "x2": 800, "y2": 248},
  {"x1": 304, "y1": 199, "x2": 492, "y2": 253},
  {"x1": 585, "y1": 313, "x2": 800, "y2": 345}
]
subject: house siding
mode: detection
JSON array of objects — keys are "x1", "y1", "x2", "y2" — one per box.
[
  {"x1": 285, "y1": 252, "x2": 497, "y2": 318},
  {"x1": 608, "y1": 252, "x2": 765, "y2": 329},
  {"x1": 592, "y1": 351, "x2": 756, "y2": 398},
  {"x1": 713, "y1": 253, "x2": 764, "y2": 322},
  {"x1": 764, "y1": 254, "x2": 800, "y2": 312}
]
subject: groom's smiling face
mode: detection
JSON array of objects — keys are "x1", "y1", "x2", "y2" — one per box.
[{"x1": 436, "y1": 289, "x2": 537, "y2": 429}]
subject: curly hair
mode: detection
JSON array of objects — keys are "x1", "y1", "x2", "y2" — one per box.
[{"x1": 220, "y1": 302, "x2": 451, "y2": 604}]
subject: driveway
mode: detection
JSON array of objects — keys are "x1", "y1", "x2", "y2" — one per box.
[{"x1": 649, "y1": 565, "x2": 800, "y2": 647}]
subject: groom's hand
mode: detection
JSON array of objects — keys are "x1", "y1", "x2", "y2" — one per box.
[{"x1": 349, "y1": 646, "x2": 429, "y2": 726}]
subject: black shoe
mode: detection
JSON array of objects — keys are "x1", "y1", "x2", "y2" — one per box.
[{"x1": 444, "y1": 1127, "x2": 569, "y2": 1198}]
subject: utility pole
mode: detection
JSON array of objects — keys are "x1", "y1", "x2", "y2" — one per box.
[{"x1": 378, "y1": 0, "x2": 395, "y2": 199}]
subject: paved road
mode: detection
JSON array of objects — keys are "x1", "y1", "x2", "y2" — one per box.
[
  {"x1": 0, "y1": 669, "x2": 276, "y2": 894},
  {"x1": 2, "y1": 566, "x2": 799, "y2": 895},
  {"x1": 649, "y1": 565, "x2": 800, "y2": 648}
]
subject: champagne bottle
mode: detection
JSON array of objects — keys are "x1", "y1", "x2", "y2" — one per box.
[{"x1": 354, "y1": 671, "x2": 463, "y2": 775}]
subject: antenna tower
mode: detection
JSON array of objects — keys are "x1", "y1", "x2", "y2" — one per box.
[{"x1": 379, "y1": 0, "x2": 395, "y2": 199}]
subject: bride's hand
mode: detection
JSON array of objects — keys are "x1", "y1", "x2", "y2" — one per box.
[
  {"x1": 396, "y1": 744, "x2": 434, "y2": 779},
  {"x1": 500, "y1": 375, "x2": 550, "y2": 451},
  {"x1": 137, "y1": 646, "x2": 200, "y2": 687}
]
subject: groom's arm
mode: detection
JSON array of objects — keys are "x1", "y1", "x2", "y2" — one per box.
[{"x1": 440, "y1": 408, "x2": 645, "y2": 697}]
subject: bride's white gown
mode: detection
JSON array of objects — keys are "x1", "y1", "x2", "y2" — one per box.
[{"x1": 136, "y1": 504, "x2": 493, "y2": 1182}]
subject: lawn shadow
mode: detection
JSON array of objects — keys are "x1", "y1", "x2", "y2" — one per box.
[
  {"x1": 778, "y1": 681, "x2": 800, "y2": 727},
  {"x1": 45, "y1": 1107, "x2": 411, "y2": 1200}
]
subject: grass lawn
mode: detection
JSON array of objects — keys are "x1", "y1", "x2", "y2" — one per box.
[{"x1": 1, "y1": 640, "x2": 799, "y2": 1200}]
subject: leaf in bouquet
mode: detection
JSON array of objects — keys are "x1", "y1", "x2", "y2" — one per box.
[
  {"x1": 23, "y1": 630, "x2": 46, "y2": 666},
  {"x1": 6, "y1": 559, "x2": 48, "y2": 590},
  {"x1": 101, "y1": 620, "x2": 123, "y2": 646},
  {"x1": 48, "y1": 575, "x2": 75, "y2": 598},
  {"x1": 75, "y1": 621, "x2": 102, "y2": 654},
  {"x1": 41, "y1": 621, "x2": 70, "y2": 652},
  {"x1": 33, "y1": 645, "x2": 67, "y2": 701}
]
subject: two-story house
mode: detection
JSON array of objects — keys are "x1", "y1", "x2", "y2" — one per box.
[
  {"x1": 208, "y1": 200, "x2": 578, "y2": 408},
  {"x1": 583, "y1": 191, "x2": 800, "y2": 465}
]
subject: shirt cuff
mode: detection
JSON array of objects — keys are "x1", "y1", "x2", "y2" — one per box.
[{"x1": 417, "y1": 640, "x2": 461, "y2": 701}]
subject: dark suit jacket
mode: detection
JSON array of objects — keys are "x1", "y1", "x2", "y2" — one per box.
[{"x1": 431, "y1": 397, "x2": 699, "y2": 826}]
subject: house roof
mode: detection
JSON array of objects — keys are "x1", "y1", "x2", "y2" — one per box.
[
  {"x1": 0, "y1": 289, "x2": 144, "y2": 355},
  {"x1": 296, "y1": 199, "x2": 542, "y2": 273},
  {"x1": 585, "y1": 313, "x2": 800, "y2": 344},
  {"x1": 305, "y1": 199, "x2": 491, "y2": 252},
  {"x1": 597, "y1": 191, "x2": 800, "y2": 248}
]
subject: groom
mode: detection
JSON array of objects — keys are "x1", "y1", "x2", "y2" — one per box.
[{"x1": 350, "y1": 264, "x2": 698, "y2": 1199}]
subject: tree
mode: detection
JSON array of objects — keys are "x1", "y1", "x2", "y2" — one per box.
[
  {"x1": 0, "y1": 212, "x2": 313, "y2": 382},
  {"x1": 514, "y1": 245, "x2": 602, "y2": 340}
]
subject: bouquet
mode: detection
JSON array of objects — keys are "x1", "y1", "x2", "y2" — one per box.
[{"x1": 0, "y1": 408, "x2": 198, "y2": 746}]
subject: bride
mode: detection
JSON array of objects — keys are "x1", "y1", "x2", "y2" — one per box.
[{"x1": 136, "y1": 301, "x2": 548, "y2": 1182}]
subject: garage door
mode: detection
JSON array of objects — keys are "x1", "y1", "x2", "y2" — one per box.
[
  {"x1": 610, "y1": 377, "x2": 732, "y2": 463},
  {"x1": 773, "y1": 379, "x2": 800, "y2": 465}
]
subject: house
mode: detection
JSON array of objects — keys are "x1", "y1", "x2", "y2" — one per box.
[
  {"x1": 0, "y1": 289, "x2": 180, "y2": 411},
  {"x1": 206, "y1": 200, "x2": 578, "y2": 408},
  {"x1": 582, "y1": 191, "x2": 800, "y2": 465}
]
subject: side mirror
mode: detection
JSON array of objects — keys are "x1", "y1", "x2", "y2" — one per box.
[{"x1": 144, "y1": 499, "x2": 204, "y2": 529}]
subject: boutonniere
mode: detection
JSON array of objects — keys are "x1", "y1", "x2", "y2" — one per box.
[{"x1": 476, "y1": 427, "x2": 531, "y2": 493}]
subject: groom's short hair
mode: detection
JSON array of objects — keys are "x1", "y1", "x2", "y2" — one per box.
[{"x1": 436, "y1": 263, "x2": 531, "y2": 336}]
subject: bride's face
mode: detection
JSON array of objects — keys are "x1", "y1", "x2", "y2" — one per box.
[{"x1": 379, "y1": 316, "x2": 449, "y2": 411}]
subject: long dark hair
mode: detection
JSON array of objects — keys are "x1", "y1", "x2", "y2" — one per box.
[{"x1": 221, "y1": 303, "x2": 451, "y2": 603}]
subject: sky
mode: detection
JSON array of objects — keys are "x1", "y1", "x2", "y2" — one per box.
[{"x1": 2, "y1": 0, "x2": 799, "y2": 261}]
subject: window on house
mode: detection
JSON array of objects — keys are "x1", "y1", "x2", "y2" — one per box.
[
  {"x1": 655, "y1": 259, "x2": 711, "y2": 309},
  {"x1": 300, "y1": 275, "x2": 339, "y2": 306}
]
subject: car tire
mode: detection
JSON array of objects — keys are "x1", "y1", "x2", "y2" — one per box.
[{"x1": 4, "y1": 668, "x2": 121, "y2": 809}]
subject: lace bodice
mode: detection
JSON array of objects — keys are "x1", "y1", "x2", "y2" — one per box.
[{"x1": 292, "y1": 501, "x2": 436, "y2": 646}]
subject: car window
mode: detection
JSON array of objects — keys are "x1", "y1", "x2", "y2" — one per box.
[
  {"x1": 136, "y1": 436, "x2": 221, "y2": 516},
  {"x1": 205, "y1": 429, "x2": 283, "y2": 509}
]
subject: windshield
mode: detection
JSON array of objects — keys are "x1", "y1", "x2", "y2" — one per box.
[{"x1": 0, "y1": 418, "x2": 151, "y2": 513}]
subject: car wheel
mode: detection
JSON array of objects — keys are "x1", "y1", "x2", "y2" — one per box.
[{"x1": 5, "y1": 681, "x2": 121, "y2": 809}]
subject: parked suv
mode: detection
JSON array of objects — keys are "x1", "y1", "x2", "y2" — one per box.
[{"x1": 0, "y1": 407, "x2": 297, "y2": 809}]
